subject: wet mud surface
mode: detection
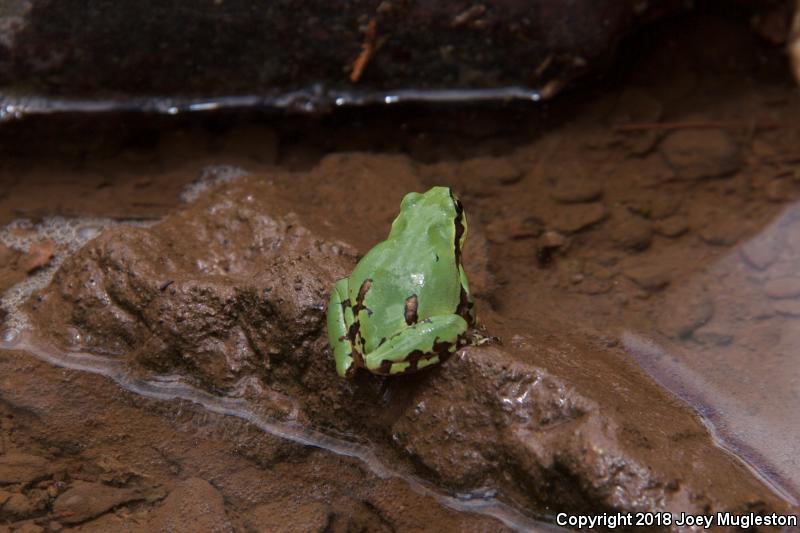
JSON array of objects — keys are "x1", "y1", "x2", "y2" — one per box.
[{"x1": 2, "y1": 11, "x2": 800, "y2": 533}]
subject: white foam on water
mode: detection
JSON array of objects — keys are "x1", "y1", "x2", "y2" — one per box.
[
  {"x1": 0, "y1": 216, "x2": 156, "y2": 338},
  {"x1": 179, "y1": 165, "x2": 249, "y2": 203}
]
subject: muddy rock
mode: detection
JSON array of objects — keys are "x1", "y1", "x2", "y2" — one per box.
[
  {"x1": 0, "y1": 454, "x2": 52, "y2": 486},
  {"x1": 660, "y1": 129, "x2": 742, "y2": 180},
  {"x1": 19, "y1": 173, "x2": 796, "y2": 527},
  {"x1": 29, "y1": 177, "x2": 355, "y2": 389},
  {"x1": 52, "y1": 481, "x2": 141, "y2": 524}
]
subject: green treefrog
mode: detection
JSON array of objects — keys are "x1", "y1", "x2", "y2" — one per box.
[{"x1": 327, "y1": 186, "x2": 475, "y2": 377}]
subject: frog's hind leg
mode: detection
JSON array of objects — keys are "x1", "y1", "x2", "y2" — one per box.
[
  {"x1": 364, "y1": 314, "x2": 468, "y2": 375},
  {"x1": 327, "y1": 279, "x2": 357, "y2": 378}
]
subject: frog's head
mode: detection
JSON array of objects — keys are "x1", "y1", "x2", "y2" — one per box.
[{"x1": 393, "y1": 186, "x2": 467, "y2": 251}]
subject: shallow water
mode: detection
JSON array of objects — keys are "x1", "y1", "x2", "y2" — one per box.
[{"x1": 624, "y1": 201, "x2": 800, "y2": 504}]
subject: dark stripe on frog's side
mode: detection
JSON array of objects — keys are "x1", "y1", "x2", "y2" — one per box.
[
  {"x1": 451, "y1": 191, "x2": 465, "y2": 266},
  {"x1": 352, "y1": 278, "x2": 373, "y2": 316},
  {"x1": 404, "y1": 294, "x2": 418, "y2": 325},
  {"x1": 457, "y1": 285, "x2": 475, "y2": 326},
  {"x1": 450, "y1": 192, "x2": 475, "y2": 326},
  {"x1": 345, "y1": 278, "x2": 373, "y2": 370}
]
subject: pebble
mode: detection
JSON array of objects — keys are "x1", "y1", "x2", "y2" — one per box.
[
  {"x1": 539, "y1": 230, "x2": 566, "y2": 249},
  {"x1": 623, "y1": 261, "x2": 671, "y2": 292},
  {"x1": 20, "y1": 239, "x2": 56, "y2": 274},
  {"x1": 762, "y1": 277, "x2": 800, "y2": 299},
  {"x1": 773, "y1": 300, "x2": 800, "y2": 317},
  {"x1": 692, "y1": 327, "x2": 733, "y2": 346},
  {"x1": 658, "y1": 287, "x2": 714, "y2": 338},
  {"x1": 52, "y1": 481, "x2": 141, "y2": 524},
  {"x1": 739, "y1": 235, "x2": 781, "y2": 270},
  {"x1": 699, "y1": 217, "x2": 742, "y2": 246},
  {"x1": 3, "y1": 493, "x2": 33, "y2": 517},
  {"x1": 653, "y1": 216, "x2": 689, "y2": 238},
  {"x1": 549, "y1": 169, "x2": 604, "y2": 203},
  {"x1": 12, "y1": 523, "x2": 43, "y2": 533},
  {"x1": 660, "y1": 129, "x2": 741, "y2": 180},
  {"x1": 608, "y1": 208, "x2": 653, "y2": 251},
  {"x1": 548, "y1": 203, "x2": 608, "y2": 234},
  {"x1": 246, "y1": 500, "x2": 331, "y2": 533},
  {"x1": 765, "y1": 178, "x2": 794, "y2": 202}
]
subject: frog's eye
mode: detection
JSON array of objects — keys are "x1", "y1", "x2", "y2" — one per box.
[{"x1": 401, "y1": 192, "x2": 422, "y2": 210}]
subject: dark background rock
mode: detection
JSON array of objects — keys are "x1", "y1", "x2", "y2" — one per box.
[{"x1": 0, "y1": 0, "x2": 693, "y2": 102}]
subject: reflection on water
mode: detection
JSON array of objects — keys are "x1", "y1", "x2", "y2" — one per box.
[
  {"x1": 624, "y1": 201, "x2": 800, "y2": 504},
  {"x1": 0, "y1": 86, "x2": 544, "y2": 121}
]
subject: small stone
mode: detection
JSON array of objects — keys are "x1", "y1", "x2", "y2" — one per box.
[
  {"x1": 0, "y1": 454, "x2": 53, "y2": 486},
  {"x1": 660, "y1": 129, "x2": 741, "y2": 180},
  {"x1": 763, "y1": 278, "x2": 800, "y2": 299},
  {"x1": 53, "y1": 481, "x2": 141, "y2": 524},
  {"x1": 699, "y1": 216, "x2": 743, "y2": 246},
  {"x1": 692, "y1": 327, "x2": 733, "y2": 346},
  {"x1": 3, "y1": 493, "x2": 33, "y2": 517},
  {"x1": 548, "y1": 203, "x2": 608, "y2": 233},
  {"x1": 20, "y1": 239, "x2": 56, "y2": 274},
  {"x1": 658, "y1": 286, "x2": 714, "y2": 338},
  {"x1": 12, "y1": 523, "x2": 43, "y2": 533},
  {"x1": 626, "y1": 194, "x2": 680, "y2": 220},
  {"x1": 654, "y1": 216, "x2": 689, "y2": 238},
  {"x1": 740, "y1": 235, "x2": 781, "y2": 270},
  {"x1": 765, "y1": 178, "x2": 794, "y2": 202},
  {"x1": 773, "y1": 300, "x2": 800, "y2": 317},
  {"x1": 608, "y1": 209, "x2": 653, "y2": 251},
  {"x1": 550, "y1": 174, "x2": 604, "y2": 204},
  {"x1": 623, "y1": 261, "x2": 671, "y2": 292},
  {"x1": 539, "y1": 230, "x2": 566, "y2": 249}
]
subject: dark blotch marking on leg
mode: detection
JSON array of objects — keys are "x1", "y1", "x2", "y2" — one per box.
[
  {"x1": 378, "y1": 337, "x2": 456, "y2": 375},
  {"x1": 404, "y1": 294, "x2": 418, "y2": 325}
]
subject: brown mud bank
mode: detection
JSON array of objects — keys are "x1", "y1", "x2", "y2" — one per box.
[{"x1": 2, "y1": 8, "x2": 800, "y2": 533}]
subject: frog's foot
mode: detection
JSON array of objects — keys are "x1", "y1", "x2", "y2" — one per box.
[
  {"x1": 327, "y1": 278, "x2": 357, "y2": 378},
  {"x1": 364, "y1": 314, "x2": 468, "y2": 375}
]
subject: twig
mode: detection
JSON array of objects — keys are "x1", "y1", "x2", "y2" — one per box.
[{"x1": 350, "y1": 20, "x2": 377, "y2": 83}]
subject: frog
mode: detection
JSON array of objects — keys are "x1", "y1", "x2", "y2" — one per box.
[{"x1": 327, "y1": 186, "x2": 475, "y2": 377}]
